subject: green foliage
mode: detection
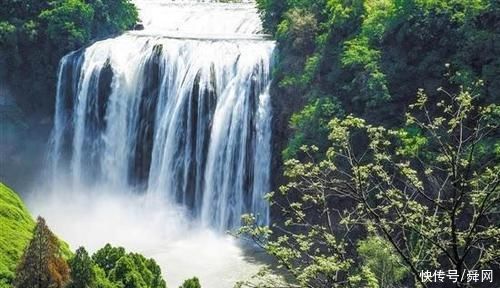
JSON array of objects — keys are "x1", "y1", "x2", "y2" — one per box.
[
  {"x1": 0, "y1": 184, "x2": 167, "y2": 288},
  {"x1": 0, "y1": 0, "x2": 138, "y2": 115},
  {"x1": 239, "y1": 86, "x2": 499, "y2": 287},
  {"x1": 93, "y1": 266, "x2": 117, "y2": 288},
  {"x1": 255, "y1": 0, "x2": 287, "y2": 33},
  {"x1": 347, "y1": 266, "x2": 379, "y2": 288},
  {"x1": 179, "y1": 277, "x2": 201, "y2": 288},
  {"x1": 39, "y1": 0, "x2": 94, "y2": 51},
  {"x1": 66, "y1": 244, "x2": 167, "y2": 288},
  {"x1": 357, "y1": 236, "x2": 407, "y2": 287},
  {"x1": 93, "y1": 244, "x2": 166, "y2": 288},
  {"x1": 14, "y1": 217, "x2": 70, "y2": 288},
  {"x1": 108, "y1": 256, "x2": 148, "y2": 288},
  {"x1": 258, "y1": 0, "x2": 500, "y2": 159},
  {"x1": 68, "y1": 247, "x2": 96, "y2": 288},
  {"x1": 277, "y1": 8, "x2": 318, "y2": 54},
  {"x1": 0, "y1": 183, "x2": 35, "y2": 287},
  {"x1": 284, "y1": 97, "x2": 343, "y2": 160},
  {"x1": 92, "y1": 244, "x2": 126, "y2": 275},
  {"x1": 396, "y1": 125, "x2": 427, "y2": 157},
  {"x1": 0, "y1": 22, "x2": 16, "y2": 45},
  {"x1": 86, "y1": 0, "x2": 139, "y2": 38}
]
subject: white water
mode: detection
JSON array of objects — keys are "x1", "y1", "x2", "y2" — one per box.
[
  {"x1": 36, "y1": 0, "x2": 276, "y2": 287},
  {"x1": 29, "y1": 187, "x2": 272, "y2": 287},
  {"x1": 133, "y1": 0, "x2": 264, "y2": 39}
]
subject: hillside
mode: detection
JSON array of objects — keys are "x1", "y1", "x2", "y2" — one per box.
[{"x1": 0, "y1": 183, "x2": 35, "y2": 287}]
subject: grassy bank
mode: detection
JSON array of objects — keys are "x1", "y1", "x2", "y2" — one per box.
[{"x1": 0, "y1": 183, "x2": 35, "y2": 287}]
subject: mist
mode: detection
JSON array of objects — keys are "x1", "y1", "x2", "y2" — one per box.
[
  {"x1": 27, "y1": 184, "x2": 270, "y2": 287},
  {"x1": 0, "y1": 85, "x2": 52, "y2": 193}
]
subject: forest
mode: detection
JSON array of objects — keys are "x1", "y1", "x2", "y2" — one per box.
[
  {"x1": 244, "y1": 0, "x2": 499, "y2": 287},
  {"x1": 0, "y1": 0, "x2": 499, "y2": 287}
]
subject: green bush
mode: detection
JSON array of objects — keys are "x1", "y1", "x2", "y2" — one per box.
[{"x1": 283, "y1": 97, "x2": 343, "y2": 160}]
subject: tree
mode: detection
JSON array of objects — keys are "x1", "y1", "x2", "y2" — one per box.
[
  {"x1": 283, "y1": 97, "x2": 343, "y2": 160},
  {"x1": 14, "y1": 217, "x2": 70, "y2": 288},
  {"x1": 92, "y1": 244, "x2": 166, "y2": 288},
  {"x1": 108, "y1": 256, "x2": 147, "y2": 288},
  {"x1": 39, "y1": 0, "x2": 95, "y2": 51},
  {"x1": 68, "y1": 247, "x2": 96, "y2": 288},
  {"x1": 93, "y1": 266, "x2": 116, "y2": 288},
  {"x1": 239, "y1": 83, "x2": 499, "y2": 287},
  {"x1": 179, "y1": 277, "x2": 201, "y2": 288},
  {"x1": 92, "y1": 244, "x2": 125, "y2": 276},
  {"x1": 0, "y1": 0, "x2": 138, "y2": 117},
  {"x1": 256, "y1": 0, "x2": 500, "y2": 166},
  {"x1": 85, "y1": 0, "x2": 139, "y2": 37}
]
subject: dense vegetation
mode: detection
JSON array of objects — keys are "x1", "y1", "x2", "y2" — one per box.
[
  {"x1": 1, "y1": 0, "x2": 498, "y2": 287},
  {"x1": 259, "y1": 0, "x2": 499, "y2": 160},
  {"x1": 0, "y1": 184, "x2": 72, "y2": 287},
  {"x1": 0, "y1": 183, "x2": 34, "y2": 287},
  {"x1": 13, "y1": 217, "x2": 167, "y2": 288},
  {"x1": 0, "y1": 0, "x2": 138, "y2": 115},
  {"x1": 241, "y1": 85, "x2": 499, "y2": 287},
  {"x1": 236, "y1": 0, "x2": 500, "y2": 287},
  {"x1": 0, "y1": 183, "x2": 202, "y2": 288},
  {"x1": 72, "y1": 244, "x2": 167, "y2": 288}
]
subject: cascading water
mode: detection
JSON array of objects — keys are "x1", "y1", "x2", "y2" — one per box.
[{"x1": 50, "y1": 0, "x2": 274, "y2": 231}]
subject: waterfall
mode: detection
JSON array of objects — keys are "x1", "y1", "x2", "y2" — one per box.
[{"x1": 50, "y1": 1, "x2": 274, "y2": 230}]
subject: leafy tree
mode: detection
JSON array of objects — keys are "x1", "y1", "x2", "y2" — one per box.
[
  {"x1": 277, "y1": 8, "x2": 318, "y2": 55},
  {"x1": 92, "y1": 244, "x2": 166, "y2": 288},
  {"x1": 68, "y1": 247, "x2": 96, "y2": 288},
  {"x1": 93, "y1": 266, "x2": 117, "y2": 288},
  {"x1": 239, "y1": 84, "x2": 499, "y2": 287},
  {"x1": 179, "y1": 277, "x2": 201, "y2": 288},
  {"x1": 39, "y1": 0, "x2": 94, "y2": 51},
  {"x1": 14, "y1": 217, "x2": 70, "y2": 288},
  {"x1": 108, "y1": 256, "x2": 147, "y2": 288},
  {"x1": 85, "y1": 0, "x2": 138, "y2": 38},
  {"x1": 92, "y1": 244, "x2": 126, "y2": 275},
  {"x1": 284, "y1": 97, "x2": 343, "y2": 160},
  {"x1": 0, "y1": 0, "x2": 138, "y2": 116},
  {"x1": 257, "y1": 0, "x2": 500, "y2": 162},
  {"x1": 255, "y1": 0, "x2": 287, "y2": 34}
]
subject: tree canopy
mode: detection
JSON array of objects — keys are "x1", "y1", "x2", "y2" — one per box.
[
  {"x1": 260, "y1": 0, "x2": 500, "y2": 160},
  {"x1": 93, "y1": 244, "x2": 167, "y2": 288},
  {"x1": 0, "y1": 0, "x2": 138, "y2": 115},
  {"x1": 180, "y1": 277, "x2": 201, "y2": 288},
  {"x1": 239, "y1": 84, "x2": 499, "y2": 287},
  {"x1": 14, "y1": 217, "x2": 70, "y2": 288},
  {"x1": 68, "y1": 247, "x2": 96, "y2": 288}
]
